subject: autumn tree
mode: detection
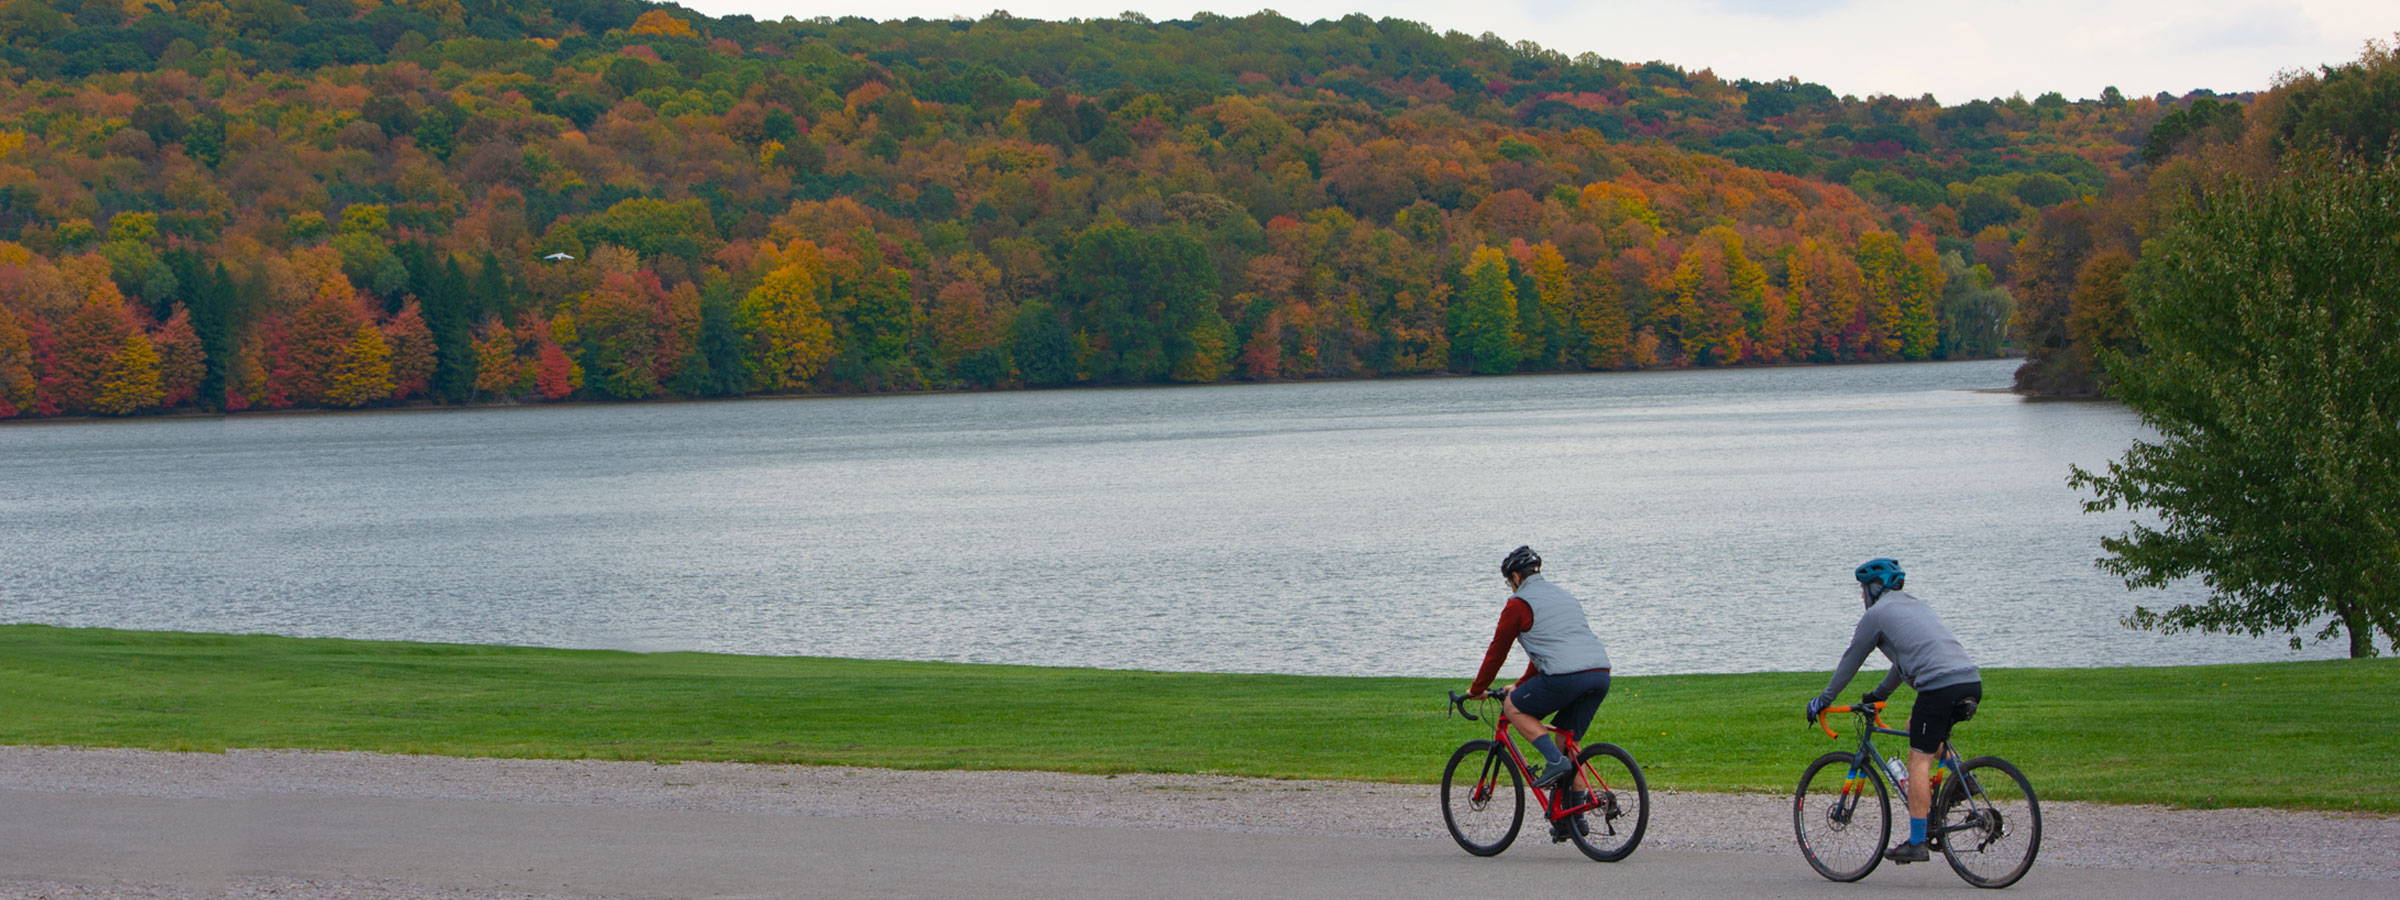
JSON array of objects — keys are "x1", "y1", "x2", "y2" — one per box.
[
  {"x1": 48, "y1": 282, "x2": 141, "y2": 414},
  {"x1": 471, "y1": 319, "x2": 529, "y2": 399},
  {"x1": 270, "y1": 293, "x2": 373, "y2": 407},
  {"x1": 382, "y1": 302, "x2": 438, "y2": 401},
  {"x1": 1895, "y1": 232, "x2": 1945, "y2": 360},
  {"x1": 2065, "y1": 250, "x2": 2138, "y2": 383},
  {"x1": 92, "y1": 332, "x2": 166, "y2": 415},
  {"x1": 740, "y1": 250, "x2": 837, "y2": 391},
  {"x1": 325, "y1": 325, "x2": 396, "y2": 408},
  {"x1": 0, "y1": 308, "x2": 34, "y2": 417},
  {"x1": 1521, "y1": 242, "x2": 1581, "y2": 368},
  {"x1": 1854, "y1": 230, "x2": 1909, "y2": 359},
  {"x1": 152, "y1": 306, "x2": 205, "y2": 407}
]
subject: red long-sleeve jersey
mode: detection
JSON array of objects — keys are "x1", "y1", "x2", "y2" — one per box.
[{"x1": 1469, "y1": 596, "x2": 1539, "y2": 695}]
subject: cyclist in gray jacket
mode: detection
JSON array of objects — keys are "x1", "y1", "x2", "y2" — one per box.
[{"x1": 1805, "y1": 558, "x2": 1984, "y2": 865}]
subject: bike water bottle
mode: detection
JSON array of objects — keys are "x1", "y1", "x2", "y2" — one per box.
[{"x1": 1885, "y1": 757, "x2": 1909, "y2": 793}]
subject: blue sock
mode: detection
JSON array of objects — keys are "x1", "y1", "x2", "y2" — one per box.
[
  {"x1": 1531, "y1": 734, "x2": 1566, "y2": 768},
  {"x1": 1910, "y1": 817, "x2": 1927, "y2": 844}
]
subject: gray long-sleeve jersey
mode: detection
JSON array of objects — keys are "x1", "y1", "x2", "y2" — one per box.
[{"x1": 1816, "y1": 590, "x2": 1980, "y2": 705}]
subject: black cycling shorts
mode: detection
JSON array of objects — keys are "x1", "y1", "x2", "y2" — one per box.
[
  {"x1": 1510, "y1": 668, "x2": 1611, "y2": 740},
  {"x1": 1908, "y1": 681, "x2": 1983, "y2": 754}
]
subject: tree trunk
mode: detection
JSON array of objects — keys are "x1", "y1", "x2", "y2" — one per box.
[{"x1": 2346, "y1": 608, "x2": 2377, "y2": 658}]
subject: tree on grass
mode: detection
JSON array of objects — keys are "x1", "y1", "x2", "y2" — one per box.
[{"x1": 2071, "y1": 153, "x2": 2400, "y2": 658}]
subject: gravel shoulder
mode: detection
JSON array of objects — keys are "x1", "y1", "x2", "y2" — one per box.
[{"x1": 1, "y1": 745, "x2": 2393, "y2": 896}]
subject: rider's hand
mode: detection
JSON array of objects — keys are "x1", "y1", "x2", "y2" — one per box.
[
  {"x1": 1859, "y1": 692, "x2": 1887, "y2": 708},
  {"x1": 1805, "y1": 696, "x2": 1830, "y2": 724},
  {"x1": 1468, "y1": 686, "x2": 1487, "y2": 700}
]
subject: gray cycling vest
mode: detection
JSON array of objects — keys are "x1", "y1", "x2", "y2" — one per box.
[{"x1": 1512, "y1": 574, "x2": 1612, "y2": 675}]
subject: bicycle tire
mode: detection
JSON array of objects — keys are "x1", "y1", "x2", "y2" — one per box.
[
  {"x1": 1793, "y1": 751, "x2": 1890, "y2": 882},
  {"x1": 1440, "y1": 740, "x2": 1523, "y2": 856},
  {"x1": 1932, "y1": 755, "x2": 2041, "y2": 889},
  {"x1": 1563, "y1": 742, "x2": 1648, "y2": 862}
]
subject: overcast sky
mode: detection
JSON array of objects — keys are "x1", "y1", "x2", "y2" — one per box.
[{"x1": 680, "y1": 1, "x2": 2392, "y2": 103}]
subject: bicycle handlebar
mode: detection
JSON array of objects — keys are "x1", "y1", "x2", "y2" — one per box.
[
  {"x1": 1816, "y1": 701, "x2": 1888, "y2": 738},
  {"x1": 1440, "y1": 691, "x2": 1478, "y2": 724}
]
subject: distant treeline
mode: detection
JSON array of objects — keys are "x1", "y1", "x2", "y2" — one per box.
[{"x1": 0, "y1": 1, "x2": 2358, "y2": 417}]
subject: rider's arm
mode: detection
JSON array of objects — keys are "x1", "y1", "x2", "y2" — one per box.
[
  {"x1": 1816, "y1": 609, "x2": 1884, "y2": 706},
  {"x1": 1469, "y1": 597, "x2": 1533, "y2": 695},
  {"x1": 1865, "y1": 666, "x2": 1903, "y2": 701}
]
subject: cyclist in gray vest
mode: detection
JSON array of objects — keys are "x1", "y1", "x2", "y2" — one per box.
[
  {"x1": 1467, "y1": 546, "x2": 1614, "y2": 840},
  {"x1": 1805, "y1": 558, "x2": 1984, "y2": 865}
]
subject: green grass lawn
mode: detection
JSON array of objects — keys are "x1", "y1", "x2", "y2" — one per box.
[{"x1": 1, "y1": 624, "x2": 2391, "y2": 812}]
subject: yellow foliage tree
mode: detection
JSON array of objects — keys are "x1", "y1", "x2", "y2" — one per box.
[
  {"x1": 92, "y1": 332, "x2": 166, "y2": 415},
  {"x1": 739, "y1": 253, "x2": 835, "y2": 391},
  {"x1": 1855, "y1": 230, "x2": 1908, "y2": 358},
  {"x1": 1524, "y1": 241, "x2": 1576, "y2": 367},
  {"x1": 628, "y1": 10, "x2": 697, "y2": 38},
  {"x1": 472, "y1": 320, "x2": 528, "y2": 398},
  {"x1": 325, "y1": 325, "x2": 396, "y2": 408},
  {"x1": 0, "y1": 308, "x2": 38, "y2": 416}
]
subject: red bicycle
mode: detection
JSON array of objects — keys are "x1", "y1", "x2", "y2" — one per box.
[{"x1": 1441, "y1": 688, "x2": 1649, "y2": 861}]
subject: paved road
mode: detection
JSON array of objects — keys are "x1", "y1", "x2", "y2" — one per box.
[{"x1": 0, "y1": 788, "x2": 2386, "y2": 899}]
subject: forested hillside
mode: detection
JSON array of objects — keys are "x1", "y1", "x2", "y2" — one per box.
[
  {"x1": 0, "y1": 1, "x2": 2253, "y2": 417},
  {"x1": 2004, "y1": 38, "x2": 2397, "y2": 397}
]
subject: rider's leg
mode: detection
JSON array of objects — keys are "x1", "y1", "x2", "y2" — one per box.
[
  {"x1": 1907, "y1": 746, "x2": 1936, "y2": 824},
  {"x1": 1501, "y1": 691, "x2": 1569, "y2": 775},
  {"x1": 1549, "y1": 676, "x2": 1609, "y2": 794},
  {"x1": 1500, "y1": 691, "x2": 1548, "y2": 743},
  {"x1": 1902, "y1": 680, "x2": 1980, "y2": 849}
]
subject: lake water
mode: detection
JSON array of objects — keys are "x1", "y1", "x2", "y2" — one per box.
[{"x1": 0, "y1": 359, "x2": 2342, "y2": 677}]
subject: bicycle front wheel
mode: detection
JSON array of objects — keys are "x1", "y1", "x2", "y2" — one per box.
[
  {"x1": 1933, "y1": 755, "x2": 2041, "y2": 888},
  {"x1": 1794, "y1": 751, "x2": 1890, "y2": 882},
  {"x1": 1440, "y1": 739, "x2": 1523, "y2": 856},
  {"x1": 1565, "y1": 742, "x2": 1648, "y2": 862}
]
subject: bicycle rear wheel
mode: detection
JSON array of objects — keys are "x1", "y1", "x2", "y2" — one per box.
[
  {"x1": 1564, "y1": 742, "x2": 1648, "y2": 862},
  {"x1": 1440, "y1": 740, "x2": 1524, "y2": 856},
  {"x1": 1933, "y1": 755, "x2": 2040, "y2": 888},
  {"x1": 1793, "y1": 751, "x2": 1889, "y2": 882}
]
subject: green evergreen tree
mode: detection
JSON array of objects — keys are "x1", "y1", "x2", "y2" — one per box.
[
  {"x1": 672, "y1": 273, "x2": 751, "y2": 397},
  {"x1": 1451, "y1": 246, "x2": 1523, "y2": 375},
  {"x1": 1008, "y1": 300, "x2": 1076, "y2": 387}
]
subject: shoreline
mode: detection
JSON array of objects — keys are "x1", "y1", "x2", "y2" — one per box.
[{"x1": 0, "y1": 356, "x2": 2030, "y2": 428}]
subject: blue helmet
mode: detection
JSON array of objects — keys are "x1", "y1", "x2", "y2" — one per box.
[{"x1": 1855, "y1": 558, "x2": 1905, "y2": 590}]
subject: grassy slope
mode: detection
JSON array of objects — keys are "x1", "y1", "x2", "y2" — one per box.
[{"x1": 1, "y1": 625, "x2": 2390, "y2": 812}]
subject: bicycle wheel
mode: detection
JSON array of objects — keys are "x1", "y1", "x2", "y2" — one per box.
[
  {"x1": 1440, "y1": 740, "x2": 1523, "y2": 856},
  {"x1": 1793, "y1": 751, "x2": 1890, "y2": 882},
  {"x1": 1564, "y1": 742, "x2": 1648, "y2": 862},
  {"x1": 1933, "y1": 755, "x2": 2041, "y2": 888}
]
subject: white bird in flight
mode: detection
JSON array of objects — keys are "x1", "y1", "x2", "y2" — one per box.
[{"x1": 542, "y1": 252, "x2": 575, "y2": 261}]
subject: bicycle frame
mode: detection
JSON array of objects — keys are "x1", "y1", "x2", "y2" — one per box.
[
  {"x1": 1462, "y1": 694, "x2": 1607, "y2": 821},
  {"x1": 1818, "y1": 703, "x2": 1974, "y2": 847}
]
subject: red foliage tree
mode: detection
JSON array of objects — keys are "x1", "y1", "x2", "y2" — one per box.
[{"x1": 381, "y1": 301, "x2": 438, "y2": 401}]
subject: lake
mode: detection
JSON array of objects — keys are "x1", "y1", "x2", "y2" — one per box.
[{"x1": 0, "y1": 359, "x2": 2342, "y2": 677}]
